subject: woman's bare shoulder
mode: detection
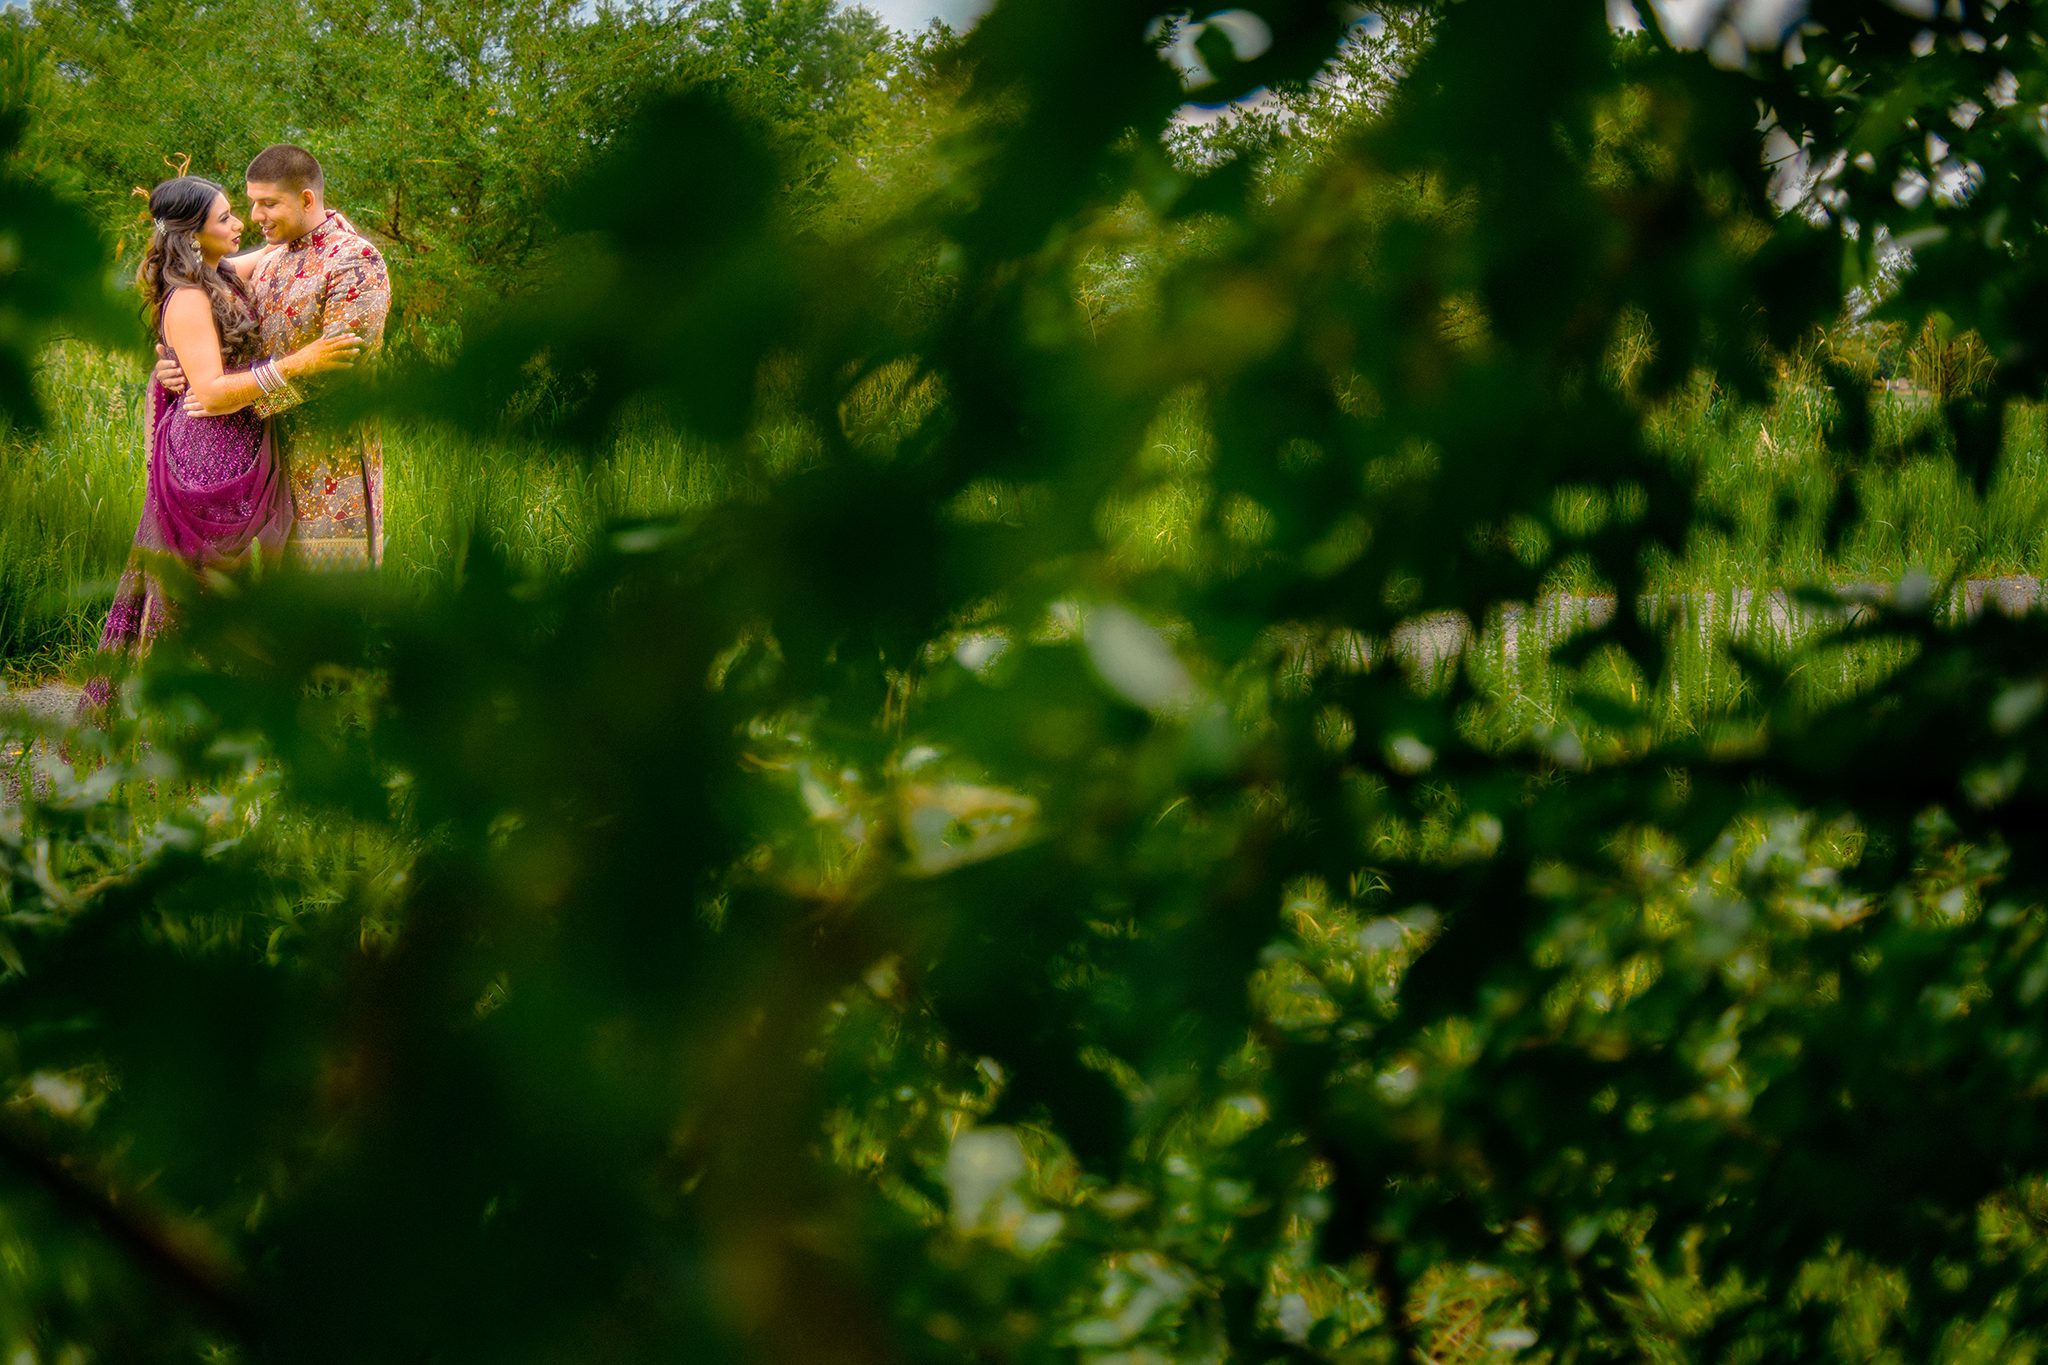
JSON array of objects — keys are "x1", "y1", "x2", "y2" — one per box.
[{"x1": 159, "y1": 287, "x2": 217, "y2": 349}]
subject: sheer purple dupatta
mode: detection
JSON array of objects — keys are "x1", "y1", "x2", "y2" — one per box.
[
  {"x1": 143, "y1": 372, "x2": 291, "y2": 565},
  {"x1": 85, "y1": 358, "x2": 293, "y2": 707}
]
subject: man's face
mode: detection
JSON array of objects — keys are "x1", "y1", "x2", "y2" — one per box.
[{"x1": 246, "y1": 180, "x2": 318, "y2": 244}]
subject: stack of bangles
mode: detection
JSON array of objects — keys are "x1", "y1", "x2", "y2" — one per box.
[{"x1": 252, "y1": 357, "x2": 287, "y2": 398}]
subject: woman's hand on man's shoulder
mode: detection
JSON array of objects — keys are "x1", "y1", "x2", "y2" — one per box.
[{"x1": 222, "y1": 244, "x2": 282, "y2": 279}]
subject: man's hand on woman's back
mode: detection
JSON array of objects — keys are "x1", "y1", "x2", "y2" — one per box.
[{"x1": 154, "y1": 344, "x2": 187, "y2": 395}]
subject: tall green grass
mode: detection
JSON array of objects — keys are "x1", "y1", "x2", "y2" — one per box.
[
  {"x1": 7, "y1": 343, "x2": 2045, "y2": 710},
  {"x1": 1104, "y1": 379, "x2": 2048, "y2": 607},
  {"x1": 0, "y1": 346, "x2": 151, "y2": 673},
  {"x1": 1645, "y1": 374, "x2": 2048, "y2": 589},
  {"x1": 0, "y1": 343, "x2": 733, "y2": 678}
]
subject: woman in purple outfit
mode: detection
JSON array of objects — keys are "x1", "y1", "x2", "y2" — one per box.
[{"x1": 84, "y1": 175, "x2": 363, "y2": 705}]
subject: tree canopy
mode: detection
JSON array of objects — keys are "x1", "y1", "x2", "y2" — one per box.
[{"x1": 8, "y1": 0, "x2": 923, "y2": 355}]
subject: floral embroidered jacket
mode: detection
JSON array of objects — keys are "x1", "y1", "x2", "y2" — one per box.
[{"x1": 248, "y1": 210, "x2": 392, "y2": 569}]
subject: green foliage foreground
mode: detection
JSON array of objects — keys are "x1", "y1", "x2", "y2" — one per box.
[{"x1": 8, "y1": 1, "x2": 2048, "y2": 1360}]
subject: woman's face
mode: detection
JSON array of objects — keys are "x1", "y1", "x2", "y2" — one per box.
[{"x1": 193, "y1": 193, "x2": 244, "y2": 263}]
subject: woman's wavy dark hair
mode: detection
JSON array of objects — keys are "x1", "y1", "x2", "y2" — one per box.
[{"x1": 135, "y1": 176, "x2": 261, "y2": 364}]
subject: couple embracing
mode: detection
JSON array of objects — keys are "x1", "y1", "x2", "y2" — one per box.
[{"x1": 96, "y1": 143, "x2": 390, "y2": 674}]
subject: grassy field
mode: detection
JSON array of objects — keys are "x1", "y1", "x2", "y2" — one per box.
[
  {"x1": 1651, "y1": 372, "x2": 2048, "y2": 590},
  {"x1": 0, "y1": 343, "x2": 737, "y2": 678},
  {"x1": 5, "y1": 340, "x2": 2043, "y2": 743}
]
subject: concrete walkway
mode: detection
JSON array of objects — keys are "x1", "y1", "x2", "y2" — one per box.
[{"x1": 0, "y1": 683, "x2": 87, "y2": 729}]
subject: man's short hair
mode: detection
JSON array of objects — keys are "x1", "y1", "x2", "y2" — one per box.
[{"x1": 246, "y1": 144, "x2": 324, "y2": 195}]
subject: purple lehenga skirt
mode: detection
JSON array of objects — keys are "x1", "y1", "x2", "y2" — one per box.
[{"x1": 82, "y1": 374, "x2": 292, "y2": 710}]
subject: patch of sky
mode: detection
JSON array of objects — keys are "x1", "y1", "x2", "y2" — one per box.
[
  {"x1": 1161, "y1": 7, "x2": 1386, "y2": 131},
  {"x1": 862, "y1": 0, "x2": 1993, "y2": 204},
  {"x1": 1622, "y1": 0, "x2": 1810, "y2": 52},
  {"x1": 859, "y1": 0, "x2": 990, "y2": 33}
]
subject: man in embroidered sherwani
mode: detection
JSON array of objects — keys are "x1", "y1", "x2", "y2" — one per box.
[{"x1": 171, "y1": 145, "x2": 392, "y2": 569}]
